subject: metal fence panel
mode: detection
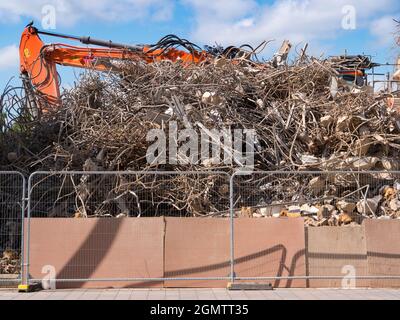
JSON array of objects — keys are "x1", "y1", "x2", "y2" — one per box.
[
  {"x1": 230, "y1": 171, "x2": 400, "y2": 284},
  {"x1": 0, "y1": 172, "x2": 25, "y2": 284},
  {"x1": 26, "y1": 171, "x2": 231, "y2": 286},
  {"x1": 19, "y1": 169, "x2": 400, "y2": 288}
]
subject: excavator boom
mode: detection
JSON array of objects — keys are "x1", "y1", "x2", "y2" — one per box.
[{"x1": 19, "y1": 25, "x2": 207, "y2": 111}]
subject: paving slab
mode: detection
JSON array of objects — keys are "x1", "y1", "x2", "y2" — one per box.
[{"x1": 0, "y1": 289, "x2": 398, "y2": 300}]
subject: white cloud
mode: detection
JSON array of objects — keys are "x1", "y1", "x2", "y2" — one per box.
[
  {"x1": 370, "y1": 15, "x2": 398, "y2": 46},
  {"x1": 0, "y1": 0, "x2": 175, "y2": 26},
  {"x1": 182, "y1": 0, "x2": 257, "y2": 20},
  {"x1": 0, "y1": 45, "x2": 19, "y2": 70},
  {"x1": 236, "y1": 18, "x2": 254, "y2": 28},
  {"x1": 151, "y1": 2, "x2": 174, "y2": 22},
  {"x1": 184, "y1": 0, "x2": 399, "y2": 49}
]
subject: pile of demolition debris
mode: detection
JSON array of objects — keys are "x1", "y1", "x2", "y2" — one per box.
[
  {"x1": 233, "y1": 172, "x2": 400, "y2": 227},
  {"x1": 237, "y1": 178, "x2": 400, "y2": 226},
  {"x1": 0, "y1": 250, "x2": 19, "y2": 275},
  {"x1": 1, "y1": 44, "x2": 400, "y2": 221}
]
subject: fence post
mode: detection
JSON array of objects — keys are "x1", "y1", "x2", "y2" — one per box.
[
  {"x1": 19, "y1": 173, "x2": 27, "y2": 289},
  {"x1": 229, "y1": 172, "x2": 236, "y2": 285},
  {"x1": 18, "y1": 172, "x2": 33, "y2": 292}
]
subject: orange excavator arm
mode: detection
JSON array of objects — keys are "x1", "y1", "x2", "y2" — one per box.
[{"x1": 19, "y1": 24, "x2": 207, "y2": 110}]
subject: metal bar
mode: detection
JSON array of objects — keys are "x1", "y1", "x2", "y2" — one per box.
[
  {"x1": 235, "y1": 276, "x2": 400, "y2": 280},
  {"x1": 36, "y1": 29, "x2": 143, "y2": 51},
  {"x1": 25, "y1": 173, "x2": 33, "y2": 287},
  {"x1": 30, "y1": 170, "x2": 230, "y2": 175},
  {"x1": 26, "y1": 275, "x2": 400, "y2": 283},
  {"x1": 0, "y1": 172, "x2": 25, "y2": 284},
  {"x1": 19, "y1": 173, "x2": 26, "y2": 284},
  {"x1": 373, "y1": 80, "x2": 400, "y2": 83},
  {"x1": 36, "y1": 29, "x2": 84, "y2": 41},
  {"x1": 230, "y1": 170, "x2": 400, "y2": 175},
  {"x1": 29, "y1": 277, "x2": 231, "y2": 283},
  {"x1": 31, "y1": 169, "x2": 400, "y2": 176},
  {"x1": 229, "y1": 172, "x2": 236, "y2": 283}
]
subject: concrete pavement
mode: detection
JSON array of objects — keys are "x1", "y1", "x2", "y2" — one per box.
[{"x1": 1, "y1": 288, "x2": 400, "y2": 300}]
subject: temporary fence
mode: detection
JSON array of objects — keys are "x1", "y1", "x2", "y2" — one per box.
[
  {"x1": 24, "y1": 171, "x2": 231, "y2": 287},
  {"x1": 1, "y1": 170, "x2": 400, "y2": 288},
  {"x1": 0, "y1": 172, "x2": 25, "y2": 285},
  {"x1": 230, "y1": 171, "x2": 400, "y2": 287}
]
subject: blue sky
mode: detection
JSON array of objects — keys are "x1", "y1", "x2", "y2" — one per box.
[{"x1": 1, "y1": 0, "x2": 400, "y2": 91}]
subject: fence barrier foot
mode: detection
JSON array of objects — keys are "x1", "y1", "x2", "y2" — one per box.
[
  {"x1": 18, "y1": 283, "x2": 41, "y2": 293},
  {"x1": 227, "y1": 282, "x2": 273, "y2": 291},
  {"x1": 18, "y1": 284, "x2": 31, "y2": 292}
]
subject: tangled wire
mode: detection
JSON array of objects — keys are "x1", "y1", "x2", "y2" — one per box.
[{"x1": 1, "y1": 48, "x2": 400, "y2": 217}]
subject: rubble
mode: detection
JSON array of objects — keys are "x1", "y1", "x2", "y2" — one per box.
[
  {"x1": 338, "y1": 213, "x2": 353, "y2": 225},
  {"x1": 320, "y1": 115, "x2": 334, "y2": 128},
  {"x1": 357, "y1": 196, "x2": 382, "y2": 216},
  {"x1": 308, "y1": 177, "x2": 325, "y2": 193},
  {"x1": 318, "y1": 205, "x2": 336, "y2": 220},
  {"x1": 237, "y1": 178, "x2": 400, "y2": 226},
  {"x1": 336, "y1": 115, "x2": 351, "y2": 132},
  {"x1": 201, "y1": 92, "x2": 223, "y2": 105},
  {"x1": 0, "y1": 46, "x2": 400, "y2": 222},
  {"x1": 0, "y1": 250, "x2": 19, "y2": 275},
  {"x1": 381, "y1": 158, "x2": 400, "y2": 171},
  {"x1": 346, "y1": 157, "x2": 379, "y2": 171},
  {"x1": 258, "y1": 204, "x2": 284, "y2": 217},
  {"x1": 3, "y1": 50, "x2": 399, "y2": 174},
  {"x1": 352, "y1": 137, "x2": 373, "y2": 156},
  {"x1": 300, "y1": 204, "x2": 319, "y2": 216}
]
